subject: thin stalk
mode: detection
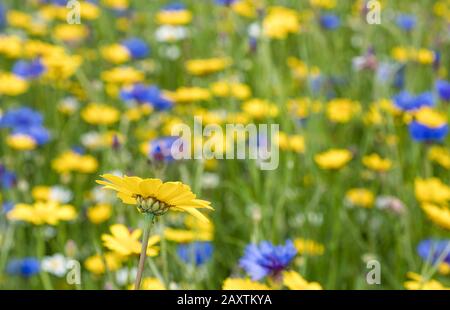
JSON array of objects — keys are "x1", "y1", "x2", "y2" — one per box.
[{"x1": 134, "y1": 214, "x2": 155, "y2": 290}]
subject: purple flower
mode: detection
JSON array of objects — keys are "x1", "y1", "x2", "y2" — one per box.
[
  {"x1": 417, "y1": 240, "x2": 450, "y2": 265},
  {"x1": 239, "y1": 240, "x2": 297, "y2": 280},
  {"x1": 436, "y1": 80, "x2": 450, "y2": 101}
]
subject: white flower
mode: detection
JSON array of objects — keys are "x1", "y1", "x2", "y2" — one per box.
[
  {"x1": 201, "y1": 173, "x2": 220, "y2": 189},
  {"x1": 248, "y1": 22, "x2": 261, "y2": 38},
  {"x1": 41, "y1": 254, "x2": 70, "y2": 277},
  {"x1": 81, "y1": 131, "x2": 102, "y2": 149},
  {"x1": 50, "y1": 186, "x2": 73, "y2": 204},
  {"x1": 115, "y1": 267, "x2": 137, "y2": 286},
  {"x1": 155, "y1": 25, "x2": 188, "y2": 42}
]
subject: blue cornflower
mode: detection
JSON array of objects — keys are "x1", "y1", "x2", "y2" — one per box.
[
  {"x1": 177, "y1": 242, "x2": 214, "y2": 266},
  {"x1": 0, "y1": 107, "x2": 43, "y2": 129},
  {"x1": 163, "y1": 2, "x2": 187, "y2": 11},
  {"x1": 239, "y1": 240, "x2": 297, "y2": 280},
  {"x1": 12, "y1": 59, "x2": 46, "y2": 80},
  {"x1": 396, "y1": 14, "x2": 416, "y2": 31},
  {"x1": 417, "y1": 240, "x2": 450, "y2": 265},
  {"x1": 409, "y1": 121, "x2": 448, "y2": 142},
  {"x1": 6, "y1": 258, "x2": 41, "y2": 277},
  {"x1": 392, "y1": 91, "x2": 434, "y2": 112},
  {"x1": 121, "y1": 38, "x2": 150, "y2": 59},
  {"x1": 120, "y1": 84, "x2": 173, "y2": 111},
  {"x1": 0, "y1": 165, "x2": 16, "y2": 189},
  {"x1": 436, "y1": 80, "x2": 450, "y2": 102},
  {"x1": 148, "y1": 136, "x2": 182, "y2": 162},
  {"x1": 0, "y1": 3, "x2": 6, "y2": 29},
  {"x1": 215, "y1": 0, "x2": 237, "y2": 6},
  {"x1": 0, "y1": 107, "x2": 50, "y2": 145},
  {"x1": 319, "y1": 14, "x2": 340, "y2": 30}
]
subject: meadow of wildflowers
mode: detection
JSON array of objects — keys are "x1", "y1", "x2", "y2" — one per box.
[{"x1": 0, "y1": 0, "x2": 450, "y2": 291}]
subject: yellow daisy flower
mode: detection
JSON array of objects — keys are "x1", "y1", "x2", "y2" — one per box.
[
  {"x1": 96, "y1": 174, "x2": 213, "y2": 222},
  {"x1": 7, "y1": 201, "x2": 77, "y2": 226}
]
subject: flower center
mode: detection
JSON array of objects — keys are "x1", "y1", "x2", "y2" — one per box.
[{"x1": 135, "y1": 195, "x2": 170, "y2": 216}]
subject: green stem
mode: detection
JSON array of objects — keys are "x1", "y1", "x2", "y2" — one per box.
[
  {"x1": 37, "y1": 227, "x2": 53, "y2": 290},
  {"x1": 134, "y1": 214, "x2": 154, "y2": 290}
]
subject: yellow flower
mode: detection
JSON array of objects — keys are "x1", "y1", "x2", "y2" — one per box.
[
  {"x1": 346, "y1": 188, "x2": 374, "y2": 208},
  {"x1": 276, "y1": 132, "x2": 305, "y2": 153},
  {"x1": 326, "y1": 98, "x2": 361, "y2": 123},
  {"x1": 0, "y1": 35, "x2": 23, "y2": 58},
  {"x1": 164, "y1": 215, "x2": 214, "y2": 243},
  {"x1": 101, "y1": 224, "x2": 160, "y2": 257},
  {"x1": 310, "y1": 0, "x2": 336, "y2": 9},
  {"x1": 263, "y1": 6, "x2": 300, "y2": 39},
  {"x1": 421, "y1": 203, "x2": 450, "y2": 231},
  {"x1": 210, "y1": 81, "x2": 251, "y2": 100},
  {"x1": 101, "y1": 44, "x2": 131, "y2": 64},
  {"x1": 101, "y1": 67, "x2": 144, "y2": 85},
  {"x1": 32, "y1": 186, "x2": 51, "y2": 201},
  {"x1": 53, "y1": 24, "x2": 89, "y2": 42},
  {"x1": 169, "y1": 87, "x2": 211, "y2": 103},
  {"x1": 415, "y1": 178, "x2": 450, "y2": 205},
  {"x1": 439, "y1": 263, "x2": 450, "y2": 275},
  {"x1": 314, "y1": 149, "x2": 352, "y2": 170},
  {"x1": 52, "y1": 150, "x2": 98, "y2": 174},
  {"x1": 185, "y1": 58, "x2": 231, "y2": 76},
  {"x1": 81, "y1": 103, "x2": 120, "y2": 126},
  {"x1": 232, "y1": 0, "x2": 256, "y2": 18},
  {"x1": 404, "y1": 272, "x2": 449, "y2": 290},
  {"x1": 428, "y1": 146, "x2": 450, "y2": 169},
  {"x1": 7, "y1": 10, "x2": 32, "y2": 29},
  {"x1": 362, "y1": 153, "x2": 392, "y2": 172},
  {"x1": 283, "y1": 271, "x2": 323, "y2": 290},
  {"x1": 41, "y1": 51, "x2": 82, "y2": 80},
  {"x1": 127, "y1": 277, "x2": 166, "y2": 290},
  {"x1": 294, "y1": 238, "x2": 325, "y2": 256},
  {"x1": 6, "y1": 134, "x2": 37, "y2": 151},
  {"x1": 87, "y1": 203, "x2": 112, "y2": 224},
  {"x1": 0, "y1": 73, "x2": 28, "y2": 96},
  {"x1": 156, "y1": 10, "x2": 192, "y2": 25},
  {"x1": 102, "y1": 0, "x2": 129, "y2": 10},
  {"x1": 391, "y1": 46, "x2": 410, "y2": 63},
  {"x1": 96, "y1": 174, "x2": 213, "y2": 222},
  {"x1": 222, "y1": 278, "x2": 271, "y2": 290},
  {"x1": 414, "y1": 107, "x2": 447, "y2": 128},
  {"x1": 7, "y1": 201, "x2": 77, "y2": 225},
  {"x1": 84, "y1": 252, "x2": 122, "y2": 275},
  {"x1": 414, "y1": 49, "x2": 435, "y2": 65},
  {"x1": 242, "y1": 99, "x2": 279, "y2": 119}
]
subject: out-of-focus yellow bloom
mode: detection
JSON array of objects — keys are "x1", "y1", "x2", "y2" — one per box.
[
  {"x1": 439, "y1": 263, "x2": 450, "y2": 275},
  {"x1": 287, "y1": 57, "x2": 320, "y2": 80},
  {"x1": 391, "y1": 46, "x2": 435, "y2": 64},
  {"x1": 84, "y1": 252, "x2": 122, "y2": 275},
  {"x1": 32, "y1": 186, "x2": 51, "y2": 201},
  {"x1": 404, "y1": 272, "x2": 449, "y2": 290},
  {"x1": 0, "y1": 73, "x2": 28, "y2": 96},
  {"x1": 128, "y1": 277, "x2": 165, "y2": 290},
  {"x1": 428, "y1": 146, "x2": 450, "y2": 169},
  {"x1": 8, "y1": 201, "x2": 77, "y2": 225},
  {"x1": 276, "y1": 132, "x2": 305, "y2": 153},
  {"x1": 101, "y1": 67, "x2": 145, "y2": 85},
  {"x1": 326, "y1": 98, "x2": 361, "y2": 123},
  {"x1": 7, "y1": 10, "x2": 31, "y2": 29},
  {"x1": 263, "y1": 6, "x2": 300, "y2": 39},
  {"x1": 242, "y1": 99, "x2": 279, "y2": 119},
  {"x1": 346, "y1": 188, "x2": 374, "y2": 208},
  {"x1": 87, "y1": 204, "x2": 112, "y2": 224},
  {"x1": 421, "y1": 203, "x2": 450, "y2": 231},
  {"x1": 101, "y1": 44, "x2": 131, "y2": 64},
  {"x1": 156, "y1": 9, "x2": 192, "y2": 25},
  {"x1": 0, "y1": 35, "x2": 23, "y2": 58},
  {"x1": 41, "y1": 51, "x2": 82, "y2": 80},
  {"x1": 6, "y1": 134, "x2": 36, "y2": 151},
  {"x1": 81, "y1": 103, "x2": 120, "y2": 126},
  {"x1": 169, "y1": 87, "x2": 211, "y2": 103},
  {"x1": 232, "y1": 0, "x2": 256, "y2": 18},
  {"x1": 101, "y1": 224, "x2": 160, "y2": 257},
  {"x1": 294, "y1": 238, "x2": 325, "y2": 256},
  {"x1": 362, "y1": 153, "x2": 392, "y2": 172},
  {"x1": 288, "y1": 97, "x2": 322, "y2": 119},
  {"x1": 310, "y1": 0, "x2": 336, "y2": 9},
  {"x1": 415, "y1": 178, "x2": 450, "y2": 205},
  {"x1": 164, "y1": 215, "x2": 214, "y2": 243},
  {"x1": 52, "y1": 150, "x2": 98, "y2": 174},
  {"x1": 210, "y1": 80, "x2": 251, "y2": 100},
  {"x1": 414, "y1": 107, "x2": 447, "y2": 128},
  {"x1": 53, "y1": 24, "x2": 89, "y2": 42},
  {"x1": 314, "y1": 149, "x2": 352, "y2": 170},
  {"x1": 222, "y1": 278, "x2": 271, "y2": 290},
  {"x1": 185, "y1": 58, "x2": 231, "y2": 76},
  {"x1": 283, "y1": 271, "x2": 323, "y2": 290}
]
